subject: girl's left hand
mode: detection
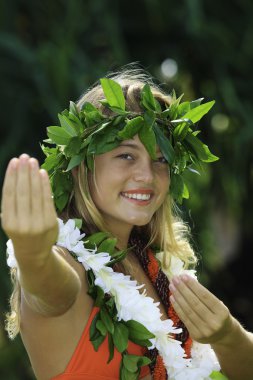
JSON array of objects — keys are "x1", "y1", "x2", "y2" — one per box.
[{"x1": 169, "y1": 274, "x2": 234, "y2": 345}]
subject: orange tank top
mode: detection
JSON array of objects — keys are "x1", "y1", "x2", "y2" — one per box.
[{"x1": 52, "y1": 307, "x2": 150, "y2": 380}]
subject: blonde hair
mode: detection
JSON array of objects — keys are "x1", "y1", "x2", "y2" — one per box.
[{"x1": 6, "y1": 66, "x2": 197, "y2": 339}]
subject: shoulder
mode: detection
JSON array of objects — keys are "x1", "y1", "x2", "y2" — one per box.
[{"x1": 53, "y1": 245, "x2": 86, "y2": 280}]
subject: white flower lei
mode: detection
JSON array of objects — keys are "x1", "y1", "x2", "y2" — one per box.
[{"x1": 6, "y1": 218, "x2": 220, "y2": 380}]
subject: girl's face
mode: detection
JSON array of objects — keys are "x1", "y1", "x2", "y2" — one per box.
[{"x1": 89, "y1": 135, "x2": 170, "y2": 236}]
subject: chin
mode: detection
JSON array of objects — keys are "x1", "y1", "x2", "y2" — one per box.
[{"x1": 127, "y1": 215, "x2": 153, "y2": 226}]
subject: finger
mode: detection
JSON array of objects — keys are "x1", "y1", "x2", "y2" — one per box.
[
  {"x1": 40, "y1": 170, "x2": 57, "y2": 225},
  {"x1": 169, "y1": 282, "x2": 210, "y2": 327},
  {"x1": 170, "y1": 294, "x2": 203, "y2": 338},
  {"x1": 174, "y1": 275, "x2": 224, "y2": 316},
  {"x1": 16, "y1": 155, "x2": 31, "y2": 228},
  {"x1": 1, "y1": 158, "x2": 18, "y2": 228},
  {"x1": 29, "y1": 158, "x2": 43, "y2": 229}
]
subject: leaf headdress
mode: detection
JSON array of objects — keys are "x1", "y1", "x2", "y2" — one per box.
[{"x1": 41, "y1": 78, "x2": 218, "y2": 211}]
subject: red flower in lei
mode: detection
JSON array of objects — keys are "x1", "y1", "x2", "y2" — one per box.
[{"x1": 130, "y1": 237, "x2": 193, "y2": 379}]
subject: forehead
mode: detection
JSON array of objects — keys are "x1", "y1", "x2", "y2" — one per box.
[{"x1": 118, "y1": 135, "x2": 161, "y2": 152}]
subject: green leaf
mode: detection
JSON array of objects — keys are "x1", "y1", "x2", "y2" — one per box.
[
  {"x1": 167, "y1": 92, "x2": 184, "y2": 119},
  {"x1": 64, "y1": 136, "x2": 82, "y2": 157},
  {"x1": 170, "y1": 173, "x2": 184, "y2": 203},
  {"x1": 66, "y1": 154, "x2": 84, "y2": 171},
  {"x1": 177, "y1": 98, "x2": 204, "y2": 118},
  {"x1": 91, "y1": 334, "x2": 106, "y2": 351},
  {"x1": 123, "y1": 354, "x2": 151, "y2": 373},
  {"x1": 141, "y1": 84, "x2": 157, "y2": 111},
  {"x1": 74, "y1": 218, "x2": 82, "y2": 229},
  {"x1": 100, "y1": 78, "x2": 125, "y2": 111},
  {"x1": 87, "y1": 124, "x2": 121, "y2": 155},
  {"x1": 139, "y1": 124, "x2": 156, "y2": 160},
  {"x1": 118, "y1": 116, "x2": 144, "y2": 139},
  {"x1": 89, "y1": 312, "x2": 100, "y2": 341},
  {"x1": 125, "y1": 320, "x2": 155, "y2": 341},
  {"x1": 109, "y1": 249, "x2": 128, "y2": 265},
  {"x1": 210, "y1": 371, "x2": 229, "y2": 380},
  {"x1": 58, "y1": 114, "x2": 78, "y2": 136},
  {"x1": 68, "y1": 112, "x2": 85, "y2": 133},
  {"x1": 94, "y1": 286, "x2": 105, "y2": 307},
  {"x1": 96, "y1": 319, "x2": 107, "y2": 336},
  {"x1": 172, "y1": 121, "x2": 191, "y2": 142},
  {"x1": 153, "y1": 123, "x2": 175, "y2": 164},
  {"x1": 190, "y1": 97, "x2": 204, "y2": 108},
  {"x1": 120, "y1": 365, "x2": 139, "y2": 380},
  {"x1": 47, "y1": 126, "x2": 72, "y2": 145},
  {"x1": 100, "y1": 100, "x2": 128, "y2": 115},
  {"x1": 87, "y1": 270, "x2": 95, "y2": 292},
  {"x1": 182, "y1": 182, "x2": 189, "y2": 199},
  {"x1": 97, "y1": 237, "x2": 117, "y2": 254},
  {"x1": 82, "y1": 101, "x2": 104, "y2": 127},
  {"x1": 112, "y1": 322, "x2": 129, "y2": 353},
  {"x1": 86, "y1": 232, "x2": 109, "y2": 249},
  {"x1": 182, "y1": 100, "x2": 215, "y2": 124},
  {"x1": 69, "y1": 101, "x2": 79, "y2": 117},
  {"x1": 127, "y1": 337, "x2": 153, "y2": 347},
  {"x1": 51, "y1": 171, "x2": 73, "y2": 211},
  {"x1": 41, "y1": 151, "x2": 62, "y2": 172},
  {"x1": 100, "y1": 307, "x2": 114, "y2": 334},
  {"x1": 184, "y1": 133, "x2": 219, "y2": 162},
  {"x1": 107, "y1": 333, "x2": 115, "y2": 363},
  {"x1": 54, "y1": 192, "x2": 69, "y2": 212}
]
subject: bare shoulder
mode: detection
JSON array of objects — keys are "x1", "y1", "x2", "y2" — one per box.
[{"x1": 20, "y1": 246, "x2": 94, "y2": 379}]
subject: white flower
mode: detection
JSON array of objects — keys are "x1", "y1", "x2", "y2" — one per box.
[
  {"x1": 78, "y1": 251, "x2": 111, "y2": 271},
  {"x1": 6, "y1": 240, "x2": 17, "y2": 268},
  {"x1": 57, "y1": 218, "x2": 86, "y2": 252},
  {"x1": 156, "y1": 252, "x2": 197, "y2": 281}
]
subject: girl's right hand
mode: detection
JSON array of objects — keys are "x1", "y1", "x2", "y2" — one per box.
[{"x1": 1, "y1": 154, "x2": 58, "y2": 263}]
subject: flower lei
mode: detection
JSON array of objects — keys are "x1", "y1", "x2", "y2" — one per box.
[{"x1": 6, "y1": 218, "x2": 227, "y2": 380}]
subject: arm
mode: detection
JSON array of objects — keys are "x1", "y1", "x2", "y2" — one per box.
[
  {"x1": 1, "y1": 154, "x2": 81, "y2": 316},
  {"x1": 169, "y1": 274, "x2": 253, "y2": 380}
]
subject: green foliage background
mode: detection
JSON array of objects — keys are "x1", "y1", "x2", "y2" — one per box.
[{"x1": 0, "y1": 0, "x2": 252, "y2": 378}]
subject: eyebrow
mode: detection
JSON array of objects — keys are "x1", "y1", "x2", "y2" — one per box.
[{"x1": 118, "y1": 142, "x2": 161, "y2": 153}]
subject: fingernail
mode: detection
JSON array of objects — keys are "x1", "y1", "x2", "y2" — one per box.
[
  {"x1": 10, "y1": 158, "x2": 17, "y2": 169},
  {"x1": 172, "y1": 276, "x2": 180, "y2": 286},
  {"x1": 170, "y1": 295, "x2": 175, "y2": 303},
  {"x1": 29, "y1": 159, "x2": 38, "y2": 169},
  {"x1": 181, "y1": 274, "x2": 189, "y2": 282},
  {"x1": 169, "y1": 283, "x2": 176, "y2": 293},
  {"x1": 19, "y1": 153, "x2": 30, "y2": 159},
  {"x1": 40, "y1": 169, "x2": 48, "y2": 178}
]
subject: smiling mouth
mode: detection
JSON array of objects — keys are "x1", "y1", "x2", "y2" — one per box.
[{"x1": 120, "y1": 192, "x2": 153, "y2": 204}]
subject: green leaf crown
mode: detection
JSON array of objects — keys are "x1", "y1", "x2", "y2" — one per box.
[{"x1": 41, "y1": 78, "x2": 218, "y2": 211}]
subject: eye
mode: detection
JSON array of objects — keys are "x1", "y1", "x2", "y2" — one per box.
[
  {"x1": 117, "y1": 153, "x2": 134, "y2": 160},
  {"x1": 156, "y1": 156, "x2": 168, "y2": 164}
]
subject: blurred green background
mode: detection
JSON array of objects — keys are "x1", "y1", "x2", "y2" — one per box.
[{"x1": 0, "y1": 0, "x2": 253, "y2": 378}]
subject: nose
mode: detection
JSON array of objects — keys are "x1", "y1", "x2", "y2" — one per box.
[{"x1": 132, "y1": 158, "x2": 154, "y2": 184}]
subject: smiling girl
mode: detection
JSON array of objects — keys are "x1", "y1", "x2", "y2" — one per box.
[{"x1": 2, "y1": 68, "x2": 253, "y2": 380}]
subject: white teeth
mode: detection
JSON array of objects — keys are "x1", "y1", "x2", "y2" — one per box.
[{"x1": 122, "y1": 192, "x2": 151, "y2": 200}]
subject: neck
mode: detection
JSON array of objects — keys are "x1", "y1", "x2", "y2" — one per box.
[{"x1": 103, "y1": 220, "x2": 133, "y2": 250}]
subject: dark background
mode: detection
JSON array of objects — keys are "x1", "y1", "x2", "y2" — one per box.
[{"x1": 0, "y1": 1, "x2": 253, "y2": 378}]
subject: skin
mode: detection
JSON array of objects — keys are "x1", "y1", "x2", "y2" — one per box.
[
  {"x1": 89, "y1": 135, "x2": 170, "y2": 249},
  {"x1": 1, "y1": 137, "x2": 253, "y2": 379}
]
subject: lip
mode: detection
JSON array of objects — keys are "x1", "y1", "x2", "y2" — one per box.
[{"x1": 120, "y1": 190, "x2": 154, "y2": 206}]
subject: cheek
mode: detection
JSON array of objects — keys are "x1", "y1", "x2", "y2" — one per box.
[{"x1": 156, "y1": 174, "x2": 170, "y2": 204}]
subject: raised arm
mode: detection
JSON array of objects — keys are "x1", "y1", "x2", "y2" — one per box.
[
  {"x1": 1, "y1": 154, "x2": 81, "y2": 316},
  {"x1": 169, "y1": 274, "x2": 253, "y2": 380}
]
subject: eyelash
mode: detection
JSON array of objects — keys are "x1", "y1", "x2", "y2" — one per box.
[{"x1": 117, "y1": 153, "x2": 167, "y2": 164}]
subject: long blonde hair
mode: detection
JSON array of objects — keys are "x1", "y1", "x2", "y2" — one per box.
[{"x1": 6, "y1": 66, "x2": 197, "y2": 339}]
